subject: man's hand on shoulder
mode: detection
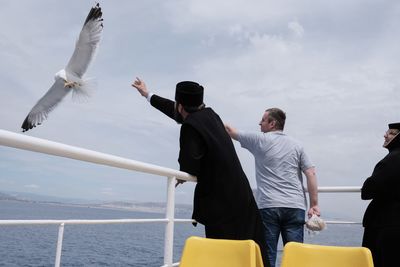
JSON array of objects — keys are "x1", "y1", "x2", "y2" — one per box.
[{"x1": 224, "y1": 124, "x2": 239, "y2": 140}]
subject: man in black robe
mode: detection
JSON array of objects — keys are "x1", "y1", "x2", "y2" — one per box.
[
  {"x1": 362, "y1": 122, "x2": 400, "y2": 267},
  {"x1": 132, "y1": 78, "x2": 268, "y2": 266}
]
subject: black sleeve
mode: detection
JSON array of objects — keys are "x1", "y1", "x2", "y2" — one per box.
[
  {"x1": 150, "y1": 94, "x2": 180, "y2": 122},
  {"x1": 178, "y1": 124, "x2": 206, "y2": 177},
  {"x1": 361, "y1": 155, "x2": 400, "y2": 200}
]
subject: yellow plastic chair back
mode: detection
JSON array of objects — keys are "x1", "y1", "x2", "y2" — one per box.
[
  {"x1": 179, "y1": 236, "x2": 264, "y2": 267},
  {"x1": 280, "y1": 242, "x2": 374, "y2": 267}
]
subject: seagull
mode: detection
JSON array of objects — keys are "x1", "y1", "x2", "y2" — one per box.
[{"x1": 21, "y1": 3, "x2": 104, "y2": 132}]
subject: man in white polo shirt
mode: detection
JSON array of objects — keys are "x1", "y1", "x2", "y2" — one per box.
[{"x1": 225, "y1": 108, "x2": 320, "y2": 267}]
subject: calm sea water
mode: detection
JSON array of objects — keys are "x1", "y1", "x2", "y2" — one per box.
[{"x1": 0, "y1": 200, "x2": 364, "y2": 267}]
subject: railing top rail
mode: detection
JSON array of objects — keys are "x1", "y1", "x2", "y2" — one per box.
[
  {"x1": 1, "y1": 130, "x2": 362, "y2": 194},
  {"x1": 317, "y1": 186, "x2": 361, "y2": 193},
  {"x1": 0, "y1": 129, "x2": 196, "y2": 182}
]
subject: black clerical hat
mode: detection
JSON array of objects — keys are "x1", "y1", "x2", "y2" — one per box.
[
  {"x1": 388, "y1": 123, "x2": 400, "y2": 130},
  {"x1": 175, "y1": 81, "x2": 204, "y2": 107}
]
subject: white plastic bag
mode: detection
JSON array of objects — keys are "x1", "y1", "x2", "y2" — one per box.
[{"x1": 305, "y1": 214, "x2": 326, "y2": 235}]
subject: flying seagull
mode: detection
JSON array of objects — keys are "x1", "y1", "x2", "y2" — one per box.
[{"x1": 21, "y1": 3, "x2": 104, "y2": 132}]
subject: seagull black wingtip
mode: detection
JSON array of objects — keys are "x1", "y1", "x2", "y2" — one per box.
[
  {"x1": 21, "y1": 117, "x2": 33, "y2": 132},
  {"x1": 84, "y1": 3, "x2": 103, "y2": 25}
]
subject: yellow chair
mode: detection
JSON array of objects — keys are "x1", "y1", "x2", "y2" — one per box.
[
  {"x1": 280, "y1": 242, "x2": 374, "y2": 267},
  {"x1": 179, "y1": 236, "x2": 264, "y2": 267}
]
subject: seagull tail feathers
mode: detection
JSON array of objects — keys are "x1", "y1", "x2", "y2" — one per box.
[{"x1": 71, "y1": 78, "x2": 97, "y2": 102}]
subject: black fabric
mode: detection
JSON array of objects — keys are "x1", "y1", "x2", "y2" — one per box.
[
  {"x1": 181, "y1": 108, "x2": 268, "y2": 266},
  {"x1": 150, "y1": 94, "x2": 183, "y2": 124},
  {"x1": 361, "y1": 135, "x2": 400, "y2": 267},
  {"x1": 362, "y1": 226, "x2": 400, "y2": 267},
  {"x1": 180, "y1": 108, "x2": 252, "y2": 223},
  {"x1": 361, "y1": 150, "x2": 400, "y2": 227},
  {"x1": 149, "y1": 94, "x2": 269, "y2": 266}
]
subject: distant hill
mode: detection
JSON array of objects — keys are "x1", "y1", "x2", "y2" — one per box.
[
  {"x1": 96, "y1": 201, "x2": 192, "y2": 214},
  {"x1": 0, "y1": 191, "x2": 98, "y2": 204},
  {"x1": 0, "y1": 192, "x2": 19, "y2": 201},
  {"x1": 0, "y1": 191, "x2": 193, "y2": 214}
]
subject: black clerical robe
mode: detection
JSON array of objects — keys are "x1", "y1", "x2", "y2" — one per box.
[
  {"x1": 361, "y1": 139, "x2": 400, "y2": 267},
  {"x1": 150, "y1": 94, "x2": 269, "y2": 266}
]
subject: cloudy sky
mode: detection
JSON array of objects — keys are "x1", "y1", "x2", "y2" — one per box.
[{"x1": 1, "y1": 0, "x2": 399, "y2": 220}]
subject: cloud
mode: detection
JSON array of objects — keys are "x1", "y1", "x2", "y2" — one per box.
[
  {"x1": 288, "y1": 21, "x2": 304, "y2": 38},
  {"x1": 24, "y1": 184, "x2": 39, "y2": 189},
  {"x1": 1, "y1": 0, "x2": 400, "y2": 220},
  {"x1": 100, "y1": 187, "x2": 115, "y2": 196}
]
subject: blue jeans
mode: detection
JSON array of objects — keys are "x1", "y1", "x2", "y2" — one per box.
[{"x1": 259, "y1": 208, "x2": 305, "y2": 267}]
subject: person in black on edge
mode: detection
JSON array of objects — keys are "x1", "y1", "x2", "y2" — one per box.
[
  {"x1": 362, "y1": 122, "x2": 400, "y2": 267},
  {"x1": 132, "y1": 77, "x2": 269, "y2": 266}
]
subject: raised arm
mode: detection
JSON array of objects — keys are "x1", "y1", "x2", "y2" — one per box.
[{"x1": 131, "y1": 77, "x2": 179, "y2": 122}]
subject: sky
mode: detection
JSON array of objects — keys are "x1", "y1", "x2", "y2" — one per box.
[{"x1": 0, "y1": 0, "x2": 399, "y2": 221}]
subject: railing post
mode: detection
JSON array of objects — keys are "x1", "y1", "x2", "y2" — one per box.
[
  {"x1": 55, "y1": 223, "x2": 65, "y2": 267},
  {"x1": 163, "y1": 176, "x2": 176, "y2": 267}
]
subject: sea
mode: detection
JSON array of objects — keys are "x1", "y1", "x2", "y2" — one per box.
[{"x1": 0, "y1": 200, "x2": 364, "y2": 267}]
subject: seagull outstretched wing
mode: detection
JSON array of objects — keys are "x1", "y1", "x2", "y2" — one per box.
[
  {"x1": 21, "y1": 3, "x2": 103, "y2": 132},
  {"x1": 66, "y1": 3, "x2": 103, "y2": 78}
]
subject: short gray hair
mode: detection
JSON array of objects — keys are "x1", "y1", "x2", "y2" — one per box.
[{"x1": 266, "y1": 108, "x2": 286, "y2": 130}]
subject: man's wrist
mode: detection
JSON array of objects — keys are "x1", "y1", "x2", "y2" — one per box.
[{"x1": 146, "y1": 92, "x2": 153, "y2": 102}]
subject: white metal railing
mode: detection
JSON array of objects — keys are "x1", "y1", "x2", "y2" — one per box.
[
  {"x1": 0, "y1": 129, "x2": 362, "y2": 266},
  {"x1": 0, "y1": 129, "x2": 197, "y2": 267}
]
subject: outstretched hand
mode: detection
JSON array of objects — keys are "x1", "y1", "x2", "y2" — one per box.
[{"x1": 131, "y1": 77, "x2": 149, "y2": 98}]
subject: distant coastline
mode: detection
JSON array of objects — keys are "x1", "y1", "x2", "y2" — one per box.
[
  {"x1": 0, "y1": 191, "x2": 362, "y2": 221},
  {"x1": 0, "y1": 191, "x2": 193, "y2": 214}
]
